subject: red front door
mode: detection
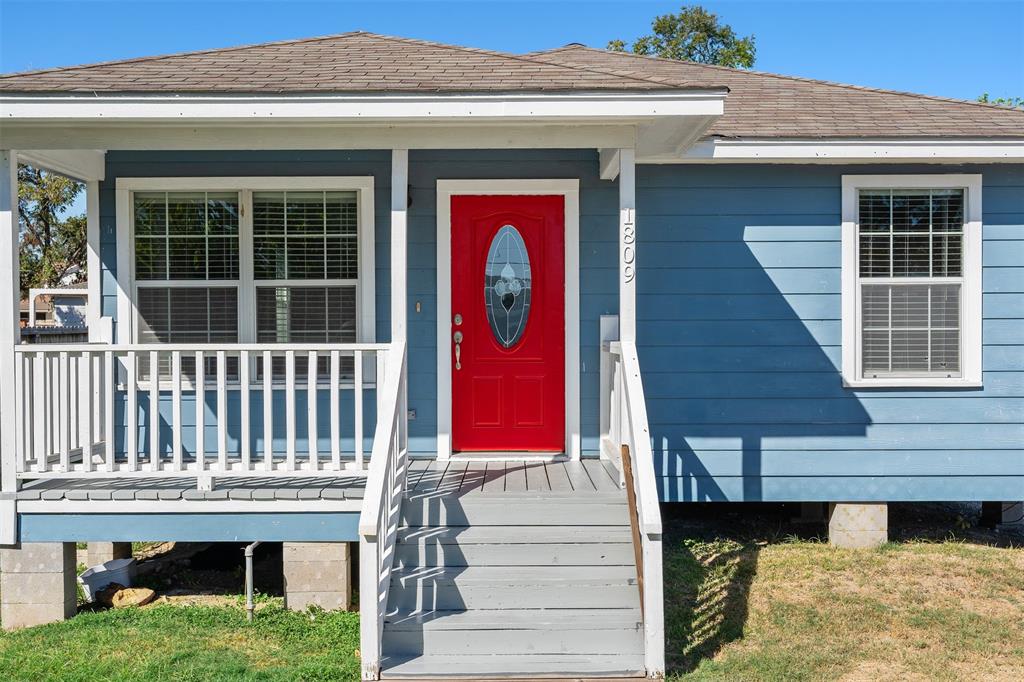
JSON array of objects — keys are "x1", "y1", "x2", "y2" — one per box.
[{"x1": 451, "y1": 195, "x2": 565, "y2": 452}]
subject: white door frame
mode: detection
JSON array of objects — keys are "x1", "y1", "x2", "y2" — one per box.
[{"x1": 436, "y1": 179, "x2": 581, "y2": 460}]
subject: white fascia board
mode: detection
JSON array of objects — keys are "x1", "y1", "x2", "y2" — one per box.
[
  {"x1": 1, "y1": 91, "x2": 726, "y2": 122},
  {"x1": 16, "y1": 149, "x2": 106, "y2": 181},
  {"x1": 653, "y1": 138, "x2": 1024, "y2": 163}
]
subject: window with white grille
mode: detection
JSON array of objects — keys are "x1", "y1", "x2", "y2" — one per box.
[
  {"x1": 125, "y1": 178, "x2": 374, "y2": 380},
  {"x1": 841, "y1": 176, "x2": 982, "y2": 387},
  {"x1": 134, "y1": 191, "x2": 241, "y2": 378},
  {"x1": 253, "y1": 191, "x2": 359, "y2": 378}
]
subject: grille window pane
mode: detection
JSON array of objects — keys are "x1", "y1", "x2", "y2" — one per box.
[
  {"x1": 256, "y1": 286, "x2": 357, "y2": 377},
  {"x1": 134, "y1": 192, "x2": 239, "y2": 281},
  {"x1": 137, "y1": 287, "x2": 239, "y2": 379},
  {"x1": 254, "y1": 191, "x2": 358, "y2": 280},
  {"x1": 857, "y1": 189, "x2": 963, "y2": 279},
  {"x1": 860, "y1": 283, "x2": 961, "y2": 377}
]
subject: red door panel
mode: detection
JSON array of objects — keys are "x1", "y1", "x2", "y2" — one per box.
[{"x1": 451, "y1": 195, "x2": 565, "y2": 452}]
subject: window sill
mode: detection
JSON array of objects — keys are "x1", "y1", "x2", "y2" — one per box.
[{"x1": 842, "y1": 377, "x2": 982, "y2": 389}]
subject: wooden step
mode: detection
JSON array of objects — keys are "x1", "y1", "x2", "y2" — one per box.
[
  {"x1": 383, "y1": 609, "x2": 643, "y2": 656},
  {"x1": 396, "y1": 525, "x2": 632, "y2": 545},
  {"x1": 384, "y1": 608, "x2": 642, "y2": 631},
  {"x1": 380, "y1": 653, "x2": 646, "y2": 678},
  {"x1": 394, "y1": 525, "x2": 635, "y2": 567},
  {"x1": 382, "y1": 622, "x2": 643, "y2": 657},
  {"x1": 394, "y1": 539, "x2": 635, "y2": 568},
  {"x1": 388, "y1": 565, "x2": 639, "y2": 611},
  {"x1": 400, "y1": 499, "x2": 630, "y2": 527}
]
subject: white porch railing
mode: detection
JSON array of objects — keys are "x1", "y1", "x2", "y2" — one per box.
[
  {"x1": 601, "y1": 340, "x2": 665, "y2": 679},
  {"x1": 12, "y1": 342, "x2": 391, "y2": 479},
  {"x1": 358, "y1": 342, "x2": 408, "y2": 681}
]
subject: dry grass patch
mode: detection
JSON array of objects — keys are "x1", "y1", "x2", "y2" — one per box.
[{"x1": 667, "y1": 536, "x2": 1024, "y2": 681}]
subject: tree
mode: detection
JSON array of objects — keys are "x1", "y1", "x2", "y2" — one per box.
[
  {"x1": 608, "y1": 4, "x2": 756, "y2": 68},
  {"x1": 18, "y1": 166, "x2": 87, "y2": 299},
  {"x1": 977, "y1": 93, "x2": 1024, "y2": 109}
]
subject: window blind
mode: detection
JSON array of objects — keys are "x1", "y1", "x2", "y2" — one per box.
[
  {"x1": 857, "y1": 189, "x2": 964, "y2": 378},
  {"x1": 253, "y1": 191, "x2": 358, "y2": 280},
  {"x1": 256, "y1": 285, "x2": 357, "y2": 378},
  {"x1": 135, "y1": 192, "x2": 240, "y2": 280}
]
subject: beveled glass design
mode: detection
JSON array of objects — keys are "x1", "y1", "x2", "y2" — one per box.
[{"x1": 485, "y1": 225, "x2": 531, "y2": 348}]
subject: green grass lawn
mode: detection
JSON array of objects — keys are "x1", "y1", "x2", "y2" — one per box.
[
  {"x1": 3, "y1": 507, "x2": 1023, "y2": 681},
  {"x1": 0, "y1": 603, "x2": 359, "y2": 681}
]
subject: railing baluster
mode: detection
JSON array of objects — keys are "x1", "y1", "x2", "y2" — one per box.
[
  {"x1": 125, "y1": 351, "x2": 138, "y2": 472},
  {"x1": 308, "y1": 350, "x2": 318, "y2": 471},
  {"x1": 240, "y1": 350, "x2": 251, "y2": 471},
  {"x1": 68, "y1": 353, "x2": 78, "y2": 454},
  {"x1": 330, "y1": 350, "x2": 341, "y2": 471},
  {"x1": 285, "y1": 350, "x2": 296, "y2": 472},
  {"x1": 149, "y1": 350, "x2": 160, "y2": 471},
  {"x1": 41, "y1": 354, "x2": 52, "y2": 469},
  {"x1": 34, "y1": 353, "x2": 43, "y2": 469},
  {"x1": 195, "y1": 351, "x2": 205, "y2": 472},
  {"x1": 172, "y1": 351, "x2": 183, "y2": 471},
  {"x1": 60, "y1": 351, "x2": 71, "y2": 469},
  {"x1": 81, "y1": 351, "x2": 92, "y2": 465},
  {"x1": 16, "y1": 353, "x2": 27, "y2": 473},
  {"x1": 263, "y1": 350, "x2": 273, "y2": 471},
  {"x1": 355, "y1": 350, "x2": 364, "y2": 469},
  {"x1": 217, "y1": 350, "x2": 227, "y2": 472},
  {"x1": 92, "y1": 351, "x2": 102, "y2": 450},
  {"x1": 104, "y1": 351, "x2": 114, "y2": 472}
]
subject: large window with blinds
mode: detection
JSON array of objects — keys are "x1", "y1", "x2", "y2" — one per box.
[
  {"x1": 253, "y1": 191, "x2": 359, "y2": 377},
  {"x1": 126, "y1": 178, "x2": 375, "y2": 381},
  {"x1": 841, "y1": 175, "x2": 982, "y2": 387},
  {"x1": 134, "y1": 191, "x2": 241, "y2": 379}
]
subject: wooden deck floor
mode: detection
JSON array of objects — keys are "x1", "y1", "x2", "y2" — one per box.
[
  {"x1": 8, "y1": 459, "x2": 622, "y2": 503},
  {"x1": 404, "y1": 460, "x2": 623, "y2": 499}
]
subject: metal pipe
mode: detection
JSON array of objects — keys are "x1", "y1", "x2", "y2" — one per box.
[{"x1": 244, "y1": 541, "x2": 261, "y2": 622}]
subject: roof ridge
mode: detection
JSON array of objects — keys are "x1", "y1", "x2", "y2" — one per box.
[
  {"x1": 0, "y1": 31, "x2": 696, "y2": 92},
  {"x1": 368, "y1": 33, "x2": 704, "y2": 90},
  {"x1": 533, "y1": 45, "x2": 1024, "y2": 115},
  {"x1": 0, "y1": 31, "x2": 372, "y2": 80}
]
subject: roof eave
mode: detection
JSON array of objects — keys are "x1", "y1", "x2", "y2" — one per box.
[
  {"x1": 0, "y1": 89, "x2": 728, "y2": 124},
  {"x1": 649, "y1": 137, "x2": 1024, "y2": 164}
]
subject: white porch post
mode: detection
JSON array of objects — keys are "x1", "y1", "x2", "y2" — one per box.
[
  {"x1": 86, "y1": 180, "x2": 102, "y2": 340},
  {"x1": 618, "y1": 148, "x2": 637, "y2": 343},
  {"x1": 391, "y1": 150, "x2": 408, "y2": 344},
  {"x1": 0, "y1": 151, "x2": 20, "y2": 500}
]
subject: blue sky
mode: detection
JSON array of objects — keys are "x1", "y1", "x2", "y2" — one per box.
[{"x1": 1, "y1": 0, "x2": 1022, "y2": 103}]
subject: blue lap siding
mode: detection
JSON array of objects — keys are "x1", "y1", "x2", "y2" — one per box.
[
  {"x1": 99, "y1": 153, "x2": 1024, "y2": 502},
  {"x1": 637, "y1": 163, "x2": 1024, "y2": 502}
]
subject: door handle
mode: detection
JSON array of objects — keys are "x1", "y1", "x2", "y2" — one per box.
[{"x1": 453, "y1": 330, "x2": 463, "y2": 370}]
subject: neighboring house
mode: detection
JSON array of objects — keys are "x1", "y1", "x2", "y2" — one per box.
[{"x1": 0, "y1": 32, "x2": 1022, "y2": 679}]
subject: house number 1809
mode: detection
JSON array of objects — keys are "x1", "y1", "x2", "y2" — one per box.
[{"x1": 622, "y1": 213, "x2": 636, "y2": 283}]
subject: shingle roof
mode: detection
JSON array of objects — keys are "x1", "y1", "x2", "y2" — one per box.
[
  {"x1": 525, "y1": 45, "x2": 1024, "y2": 139},
  {"x1": 0, "y1": 32, "x2": 717, "y2": 93},
  {"x1": 2, "y1": 32, "x2": 1021, "y2": 140}
]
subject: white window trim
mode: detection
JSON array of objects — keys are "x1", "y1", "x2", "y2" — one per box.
[
  {"x1": 841, "y1": 173, "x2": 982, "y2": 388},
  {"x1": 115, "y1": 176, "x2": 375, "y2": 348}
]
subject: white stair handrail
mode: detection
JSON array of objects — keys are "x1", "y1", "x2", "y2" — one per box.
[
  {"x1": 358, "y1": 341, "x2": 408, "y2": 680},
  {"x1": 602, "y1": 340, "x2": 665, "y2": 678}
]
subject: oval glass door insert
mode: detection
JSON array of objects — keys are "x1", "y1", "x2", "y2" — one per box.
[{"x1": 484, "y1": 224, "x2": 532, "y2": 348}]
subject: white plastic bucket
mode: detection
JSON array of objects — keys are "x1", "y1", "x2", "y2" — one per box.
[{"x1": 78, "y1": 558, "x2": 137, "y2": 602}]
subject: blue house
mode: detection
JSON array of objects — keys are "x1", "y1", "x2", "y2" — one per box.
[{"x1": 0, "y1": 32, "x2": 1021, "y2": 679}]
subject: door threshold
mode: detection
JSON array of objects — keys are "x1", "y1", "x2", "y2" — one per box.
[{"x1": 447, "y1": 451, "x2": 569, "y2": 463}]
